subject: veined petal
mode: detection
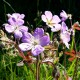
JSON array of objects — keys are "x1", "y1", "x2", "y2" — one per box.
[
  {"x1": 4, "y1": 24, "x2": 15, "y2": 33},
  {"x1": 8, "y1": 18, "x2": 16, "y2": 25},
  {"x1": 52, "y1": 15, "x2": 61, "y2": 23},
  {"x1": 60, "y1": 31, "x2": 70, "y2": 42},
  {"x1": 40, "y1": 35, "x2": 50, "y2": 46},
  {"x1": 22, "y1": 32, "x2": 33, "y2": 43},
  {"x1": 8, "y1": 16, "x2": 24, "y2": 25},
  {"x1": 51, "y1": 24, "x2": 61, "y2": 32},
  {"x1": 16, "y1": 19, "x2": 24, "y2": 25},
  {"x1": 19, "y1": 26, "x2": 28, "y2": 32},
  {"x1": 41, "y1": 15, "x2": 47, "y2": 22},
  {"x1": 19, "y1": 43, "x2": 33, "y2": 51},
  {"x1": 61, "y1": 22, "x2": 68, "y2": 32},
  {"x1": 45, "y1": 11, "x2": 53, "y2": 21},
  {"x1": 31, "y1": 45, "x2": 44, "y2": 56},
  {"x1": 33, "y1": 28, "x2": 44, "y2": 38},
  {"x1": 60, "y1": 31, "x2": 70, "y2": 49},
  {"x1": 14, "y1": 30, "x2": 22, "y2": 38}
]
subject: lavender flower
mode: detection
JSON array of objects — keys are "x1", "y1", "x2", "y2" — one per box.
[
  {"x1": 4, "y1": 13, "x2": 28, "y2": 38},
  {"x1": 60, "y1": 31, "x2": 70, "y2": 48},
  {"x1": 60, "y1": 22, "x2": 70, "y2": 48},
  {"x1": 60, "y1": 10, "x2": 68, "y2": 21},
  {"x1": 41, "y1": 11, "x2": 61, "y2": 32},
  {"x1": 19, "y1": 28, "x2": 50, "y2": 56},
  {"x1": 61, "y1": 22, "x2": 68, "y2": 32}
]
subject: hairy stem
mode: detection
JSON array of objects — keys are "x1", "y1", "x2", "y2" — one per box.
[{"x1": 36, "y1": 55, "x2": 40, "y2": 80}]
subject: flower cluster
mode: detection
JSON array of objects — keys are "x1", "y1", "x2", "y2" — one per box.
[
  {"x1": 4, "y1": 13, "x2": 28, "y2": 38},
  {"x1": 41, "y1": 10, "x2": 70, "y2": 48},
  {"x1": 3, "y1": 10, "x2": 75, "y2": 56},
  {"x1": 3, "y1": 13, "x2": 50, "y2": 56}
]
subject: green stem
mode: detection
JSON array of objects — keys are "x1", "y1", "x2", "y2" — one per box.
[
  {"x1": 70, "y1": 32, "x2": 75, "y2": 50},
  {"x1": 50, "y1": 32, "x2": 53, "y2": 41},
  {"x1": 73, "y1": 58, "x2": 78, "y2": 80},
  {"x1": 36, "y1": 55, "x2": 40, "y2": 80},
  {"x1": 63, "y1": 46, "x2": 66, "y2": 68},
  {"x1": 3, "y1": 0, "x2": 16, "y2": 12},
  {"x1": 71, "y1": 28, "x2": 78, "y2": 80}
]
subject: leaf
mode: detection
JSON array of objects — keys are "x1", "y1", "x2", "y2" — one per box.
[
  {"x1": 72, "y1": 22, "x2": 80, "y2": 30},
  {"x1": 65, "y1": 50, "x2": 80, "y2": 61},
  {"x1": 65, "y1": 50, "x2": 76, "y2": 61}
]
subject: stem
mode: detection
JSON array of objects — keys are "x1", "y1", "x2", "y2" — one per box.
[
  {"x1": 73, "y1": 58, "x2": 78, "y2": 80},
  {"x1": 36, "y1": 55, "x2": 40, "y2": 80},
  {"x1": 72, "y1": 28, "x2": 78, "y2": 80},
  {"x1": 63, "y1": 46, "x2": 66, "y2": 68},
  {"x1": 3, "y1": 0, "x2": 16, "y2": 12},
  {"x1": 50, "y1": 32, "x2": 53, "y2": 41}
]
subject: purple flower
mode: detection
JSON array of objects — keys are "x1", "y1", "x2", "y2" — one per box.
[
  {"x1": 60, "y1": 10, "x2": 68, "y2": 21},
  {"x1": 61, "y1": 22, "x2": 68, "y2": 32},
  {"x1": 4, "y1": 13, "x2": 28, "y2": 38},
  {"x1": 41, "y1": 11, "x2": 61, "y2": 32},
  {"x1": 7, "y1": 13, "x2": 25, "y2": 25},
  {"x1": 60, "y1": 21, "x2": 70, "y2": 48},
  {"x1": 60, "y1": 31, "x2": 70, "y2": 48},
  {"x1": 19, "y1": 28, "x2": 50, "y2": 56}
]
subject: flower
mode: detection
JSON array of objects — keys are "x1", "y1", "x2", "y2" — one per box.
[
  {"x1": 60, "y1": 21, "x2": 70, "y2": 48},
  {"x1": 19, "y1": 28, "x2": 50, "y2": 56},
  {"x1": 61, "y1": 22, "x2": 68, "y2": 32},
  {"x1": 4, "y1": 13, "x2": 28, "y2": 38},
  {"x1": 60, "y1": 10, "x2": 68, "y2": 21},
  {"x1": 41, "y1": 11, "x2": 61, "y2": 32},
  {"x1": 60, "y1": 31, "x2": 70, "y2": 49}
]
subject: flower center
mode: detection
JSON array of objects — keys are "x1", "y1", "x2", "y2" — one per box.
[{"x1": 32, "y1": 38, "x2": 40, "y2": 46}]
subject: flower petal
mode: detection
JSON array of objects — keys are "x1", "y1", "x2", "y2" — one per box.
[
  {"x1": 16, "y1": 19, "x2": 24, "y2": 25},
  {"x1": 45, "y1": 11, "x2": 53, "y2": 21},
  {"x1": 19, "y1": 26, "x2": 28, "y2": 32},
  {"x1": 11, "y1": 13, "x2": 25, "y2": 19},
  {"x1": 51, "y1": 24, "x2": 61, "y2": 32},
  {"x1": 19, "y1": 43, "x2": 33, "y2": 51},
  {"x1": 52, "y1": 15, "x2": 61, "y2": 23},
  {"x1": 61, "y1": 22, "x2": 68, "y2": 32},
  {"x1": 40, "y1": 35, "x2": 50, "y2": 46},
  {"x1": 31, "y1": 45, "x2": 44, "y2": 56},
  {"x1": 33, "y1": 28, "x2": 44, "y2": 38},
  {"x1": 41, "y1": 15, "x2": 47, "y2": 22},
  {"x1": 14, "y1": 30, "x2": 22, "y2": 38},
  {"x1": 60, "y1": 31, "x2": 70, "y2": 42},
  {"x1": 8, "y1": 17, "x2": 24, "y2": 26},
  {"x1": 4, "y1": 24, "x2": 15, "y2": 33},
  {"x1": 22, "y1": 32, "x2": 33, "y2": 43},
  {"x1": 8, "y1": 18, "x2": 16, "y2": 25},
  {"x1": 60, "y1": 10, "x2": 68, "y2": 21},
  {"x1": 60, "y1": 31, "x2": 70, "y2": 48},
  {"x1": 64, "y1": 42, "x2": 69, "y2": 49}
]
